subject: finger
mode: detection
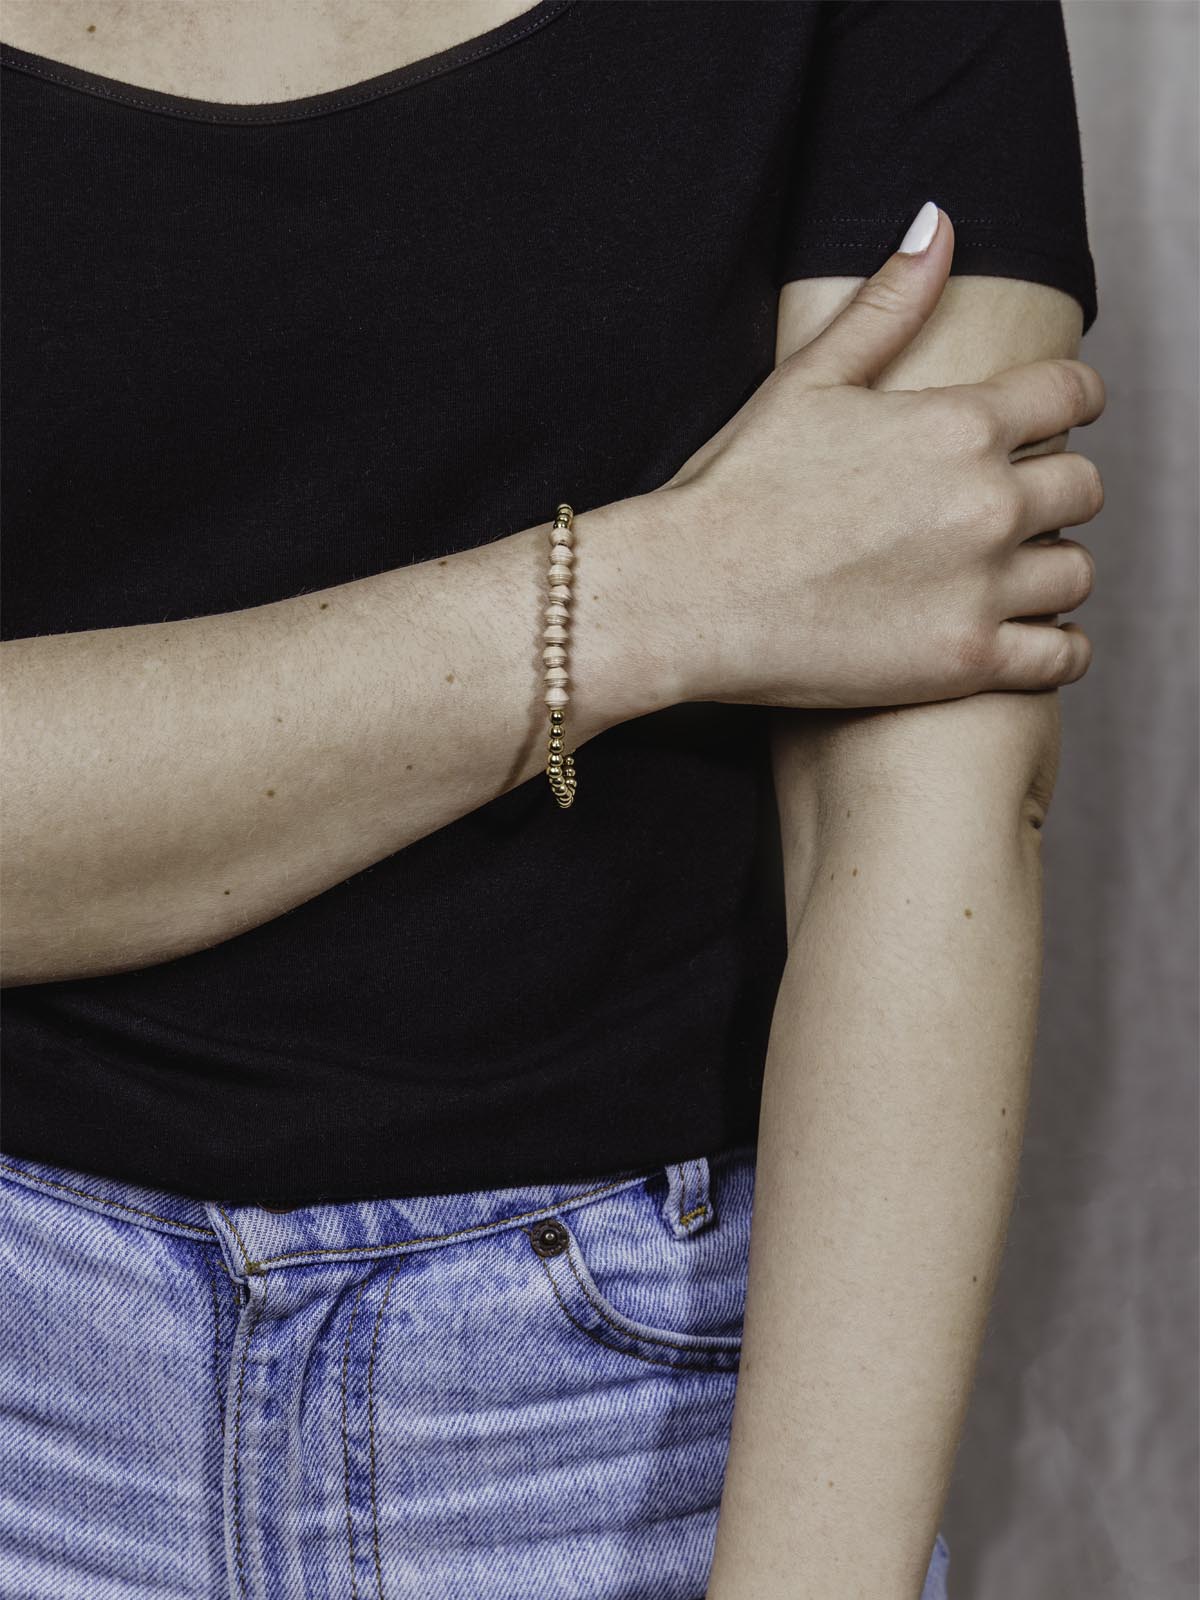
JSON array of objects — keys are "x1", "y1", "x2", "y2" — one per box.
[
  {"x1": 976, "y1": 358, "x2": 1107, "y2": 452},
  {"x1": 1009, "y1": 450, "x2": 1105, "y2": 536},
  {"x1": 992, "y1": 617, "x2": 1093, "y2": 690},
  {"x1": 1001, "y1": 537, "x2": 1096, "y2": 620},
  {"x1": 792, "y1": 202, "x2": 956, "y2": 390}
]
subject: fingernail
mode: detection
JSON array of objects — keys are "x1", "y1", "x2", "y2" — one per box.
[{"x1": 898, "y1": 200, "x2": 939, "y2": 255}]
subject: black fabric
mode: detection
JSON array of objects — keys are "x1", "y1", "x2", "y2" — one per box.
[{"x1": 0, "y1": 1, "x2": 1097, "y2": 1205}]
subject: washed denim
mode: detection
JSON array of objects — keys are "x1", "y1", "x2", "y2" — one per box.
[{"x1": 0, "y1": 1142, "x2": 951, "y2": 1599}]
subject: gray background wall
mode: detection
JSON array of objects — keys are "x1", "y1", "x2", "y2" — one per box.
[{"x1": 942, "y1": 4, "x2": 1199, "y2": 1596}]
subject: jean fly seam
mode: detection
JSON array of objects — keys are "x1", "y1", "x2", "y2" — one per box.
[
  {"x1": 369, "y1": 1264, "x2": 406, "y2": 1600},
  {"x1": 204, "y1": 1249, "x2": 226, "y2": 1436},
  {"x1": 0, "y1": 1160, "x2": 216, "y2": 1238},
  {"x1": 232, "y1": 1276, "x2": 268, "y2": 1599},
  {"x1": 340, "y1": 1276, "x2": 370, "y2": 1600},
  {"x1": 215, "y1": 1204, "x2": 262, "y2": 1275}
]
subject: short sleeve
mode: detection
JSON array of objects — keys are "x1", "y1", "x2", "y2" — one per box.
[{"x1": 777, "y1": 0, "x2": 1099, "y2": 334}]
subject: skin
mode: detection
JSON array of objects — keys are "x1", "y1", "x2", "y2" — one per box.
[
  {"x1": 0, "y1": 0, "x2": 537, "y2": 102},
  {"x1": 2, "y1": 5, "x2": 1106, "y2": 1595},
  {"x1": 705, "y1": 272, "x2": 1093, "y2": 1599}
]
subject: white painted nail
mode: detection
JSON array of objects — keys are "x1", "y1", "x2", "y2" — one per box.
[{"x1": 898, "y1": 200, "x2": 939, "y2": 255}]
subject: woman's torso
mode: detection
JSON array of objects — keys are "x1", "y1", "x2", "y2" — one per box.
[{"x1": 0, "y1": 0, "x2": 798, "y2": 1203}]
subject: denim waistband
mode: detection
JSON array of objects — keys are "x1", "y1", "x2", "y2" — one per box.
[{"x1": 0, "y1": 1142, "x2": 757, "y2": 1280}]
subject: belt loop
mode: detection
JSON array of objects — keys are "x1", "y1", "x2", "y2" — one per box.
[{"x1": 661, "y1": 1156, "x2": 715, "y2": 1239}]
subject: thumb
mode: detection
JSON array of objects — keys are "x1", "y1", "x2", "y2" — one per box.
[{"x1": 793, "y1": 201, "x2": 954, "y2": 389}]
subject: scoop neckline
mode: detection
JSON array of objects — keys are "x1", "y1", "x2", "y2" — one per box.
[{"x1": 0, "y1": 1, "x2": 576, "y2": 125}]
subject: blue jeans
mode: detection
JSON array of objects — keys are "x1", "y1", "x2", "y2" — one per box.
[{"x1": 0, "y1": 1142, "x2": 951, "y2": 1598}]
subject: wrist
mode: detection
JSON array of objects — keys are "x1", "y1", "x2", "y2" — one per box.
[{"x1": 566, "y1": 488, "x2": 700, "y2": 734}]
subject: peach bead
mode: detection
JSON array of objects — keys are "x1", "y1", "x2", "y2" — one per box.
[
  {"x1": 543, "y1": 644, "x2": 567, "y2": 664},
  {"x1": 544, "y1": 666, "x2": 569, "y2": 684},
  {"x1": 545, "y1": 603, "x2": 569, "y2": 623},
  {"x1": 543, "y1": 624, "x2": 568, "y2": 643},
  {"x1": 545, "y1": 686, "x2": 570, "y2": 707},
  {"x1": 550, "y1": 545, "x2": 574, "y2": 566},
  {"x1": 551, "y1": 524, "x2": 574, "y2": 545},
  {"x1": 547, "y1": 564, "x2": 572, "y2": 584},
  {"x1": 548, "y1": 584, "x2": 571, "y2": 602}
]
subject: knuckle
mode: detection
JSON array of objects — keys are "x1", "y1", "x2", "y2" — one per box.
[
  {"x1": 854, "y1": 272, "x2": 910, "y2": 318},
  {"x1": 1076, "y1": 547, "x2": 1097, "y2": 603},
  {"x1": 939, "y1": 390, "x2": 998, "y2": 455},
  {"x1": 971, "y1": 478, "x2": 1021, "y2": 538},
  {"x1": 949, "y1": 618, "x2": 996, "y2": 684},
  {"x1": 1073, "y1": 359, "x2": 1106, "y2": 418},
  {"x1": 1049, "y1": 358, "x2": 1090, "y2": 421},
  {"x1": 1049, "y1": 626, "x2": 1079, "y2": 683}
]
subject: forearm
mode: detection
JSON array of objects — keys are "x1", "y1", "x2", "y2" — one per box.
[
  {"x1": 706, "y1": 713, "x2": 1051, "y2": 1599},
  {"x1": 1, "y1": 494, "x2": 672, "y2": 984}
]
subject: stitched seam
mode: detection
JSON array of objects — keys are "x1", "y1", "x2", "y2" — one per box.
[
  {"x1": 205, "y1": 1250, "x2": 225, "y2": 1435},
  {"x1": 679, "y1": 1158, "x2": 710, "y2": 1228},
  {"x1": 0, "y1": 4, "x2": 572, "y2": 124},
  {"x1": 341, "y1": 1277, "x2": 370, "y2": 1600},
  {"x1": 800, "y1": 213, "x2": 1088, "y2": 233},
  {"x1": 251, "y1": 1171, "x2": 650, "y2": 1266},
  {"x1": 560, "y1": 1235, "x2": 739, "y2": 1358},
  {"x1": 232, "y1": 1277, "x2": 268, "y2": 1599},
  {"x1": 0, "y1": 1160, "x2": 216, "y2": 1235},
  {"x1": 370, "y1": 1264, "x2": 405, "y2": 1600},
  {"x1": 538, "y1": 1256, "x2": 738, "y2": 1375},
  {"x1": 791, "y1": 235, "x2": 1092, "y2": 264},
  {"x1": 215, "y1": 1204, "x2": 262, "y2": 1275}
]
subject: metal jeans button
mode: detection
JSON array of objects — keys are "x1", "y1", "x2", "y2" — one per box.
[{"x1": 529, "y1": 1219, "x2": 570, "y2": 1257}]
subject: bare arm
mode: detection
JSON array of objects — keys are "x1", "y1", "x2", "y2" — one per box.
[
  {"x1": 0, "y1": 495, "x2": 673, "y2": 985},
  {"x1": 705, "y1": 275, "x2": 1090, "y2": 1599}
]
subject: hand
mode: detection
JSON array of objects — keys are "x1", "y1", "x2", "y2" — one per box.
[{"x1": 652, "y1": 202, "x2": 1106, "y2": 710}]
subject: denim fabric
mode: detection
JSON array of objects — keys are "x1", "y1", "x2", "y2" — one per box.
[{"x1": 0, "y1": 1143, "x2": 952, "y2": 1599}]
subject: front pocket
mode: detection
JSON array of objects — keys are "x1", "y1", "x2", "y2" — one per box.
[{"x1": 525, "y1": 1157, "x2": 752, "y2": 1376}]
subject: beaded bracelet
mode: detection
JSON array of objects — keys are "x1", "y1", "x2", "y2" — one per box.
[{"x1": 543, "y1": 502, "x2": 577, "y2": 807}]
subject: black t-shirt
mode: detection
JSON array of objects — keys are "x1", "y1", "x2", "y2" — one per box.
[{"x1": 0, "y1": 1, "x2": 1097, "y2": 1205}]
